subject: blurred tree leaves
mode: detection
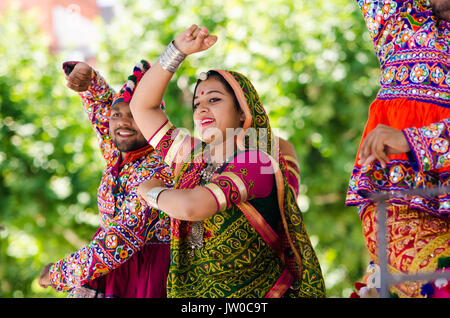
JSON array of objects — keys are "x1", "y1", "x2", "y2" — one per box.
[
  {"x1": 1, "y1": 0, "x2": 381, "y2": 297},
  {"x1": 0, "y1": 4, "x2": 103, "y2": 298}
]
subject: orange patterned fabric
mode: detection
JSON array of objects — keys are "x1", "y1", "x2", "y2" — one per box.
[
  {"x1": 347, "y1": 98, "x2": 450, "y2": 218},
  {"x1": 360, "y1": 204, "x2": 450, "y2": 297},
  {"x1": 347, "y1": 0, "x2": 450, "y2": 218}
]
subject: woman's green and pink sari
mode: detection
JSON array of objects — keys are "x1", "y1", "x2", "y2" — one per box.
[{"x1": 148, "y1": 70, "x2": 325, "y2": 297}]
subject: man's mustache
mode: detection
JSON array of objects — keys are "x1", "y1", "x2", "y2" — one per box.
[{"x1": 114, "y1": 127, "x2": 137, "y2": 134}]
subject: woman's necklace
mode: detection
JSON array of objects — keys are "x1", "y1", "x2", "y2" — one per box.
[
  {"x1": 188, "y1": 161, "x2": 223, "y2": 252},
  {"x1": 199, "y1": 162, "x2": 220, "y2": 183}
]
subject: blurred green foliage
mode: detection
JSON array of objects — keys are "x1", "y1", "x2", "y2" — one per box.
[{"x1": 0, "y1": 0, "x2": 381, "y2": 297}]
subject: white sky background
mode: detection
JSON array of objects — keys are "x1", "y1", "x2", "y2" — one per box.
[{"x1": 52, "y1": 0, "x2": 117, "y2": 61}]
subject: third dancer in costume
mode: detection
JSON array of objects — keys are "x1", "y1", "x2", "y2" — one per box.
[{"x1": 347, "y1": 0, "x2": 450, "y2": 297}]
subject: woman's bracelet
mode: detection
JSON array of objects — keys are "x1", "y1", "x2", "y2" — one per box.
[
  {"x1": 157, "y1": 41, "x2": 187, "y2": 73},
  {"x1": 145, "y1": 187, "x2": 169, "y2": 209}
]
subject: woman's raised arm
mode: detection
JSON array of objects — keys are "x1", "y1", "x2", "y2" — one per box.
[{"x1": 130, "y1": 25, "x2": 217, "y2": 141}]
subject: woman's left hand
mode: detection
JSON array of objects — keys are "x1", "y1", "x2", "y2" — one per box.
[{"x1": 137, "y1": 178, "x2": 166, "y2": 204}]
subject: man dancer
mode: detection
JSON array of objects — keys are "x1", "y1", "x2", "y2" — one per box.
[
  {"x1": 38, "y1": 60, "x2": 173, "y2": 297},
  {"x1": 347, "y1": 0, "x2": 450, "y2": 297}
]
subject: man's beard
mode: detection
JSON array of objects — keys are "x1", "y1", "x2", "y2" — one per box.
[
  {"x1": 111, "y1": 129, "x2": 148, "y2": 153},
  {"x1": 112, "y1": 138, "x2": 147, "y2": 153}
]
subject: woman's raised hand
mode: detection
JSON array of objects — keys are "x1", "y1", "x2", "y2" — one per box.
[{"x1": 173, "y1": 24, "x2": 218, "y2": 56}]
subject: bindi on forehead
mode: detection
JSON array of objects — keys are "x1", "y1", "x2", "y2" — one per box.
[{"x1": 194, "y1": 89, "x2": 225, "y2": 100}]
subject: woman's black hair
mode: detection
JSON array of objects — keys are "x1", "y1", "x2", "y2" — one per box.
[{"x1": 192, "y1": 70, "x2": 241, "y2": 112}]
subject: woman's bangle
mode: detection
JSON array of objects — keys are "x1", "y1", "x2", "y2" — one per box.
[
  {"x1": 157, "y1": 41, "x2": 187, "y2": 73},
  {"x1": 145, "y1": 187, "x2": 169, "y2": 209}
]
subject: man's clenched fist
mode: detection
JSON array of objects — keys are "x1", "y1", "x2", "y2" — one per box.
[{"x1": 65, "y1": 62, "x2": 92, "y2": 92}]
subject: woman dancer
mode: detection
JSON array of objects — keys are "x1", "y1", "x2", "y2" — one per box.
[{"x1": 130, "y1": 25, "x2": 325, "y2": 297}]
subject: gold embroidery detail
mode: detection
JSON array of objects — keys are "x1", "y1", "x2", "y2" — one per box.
[
  {"x1": 283, "y1": 155, "x2": 299, "y2": 168},
  {"x1": 220, "y1": 172, "x2": 248, "y2": 202},
  {"x1": 287, "y1": 166, "x2": 300, "y2": 181},
  {"x1": 204, "y1": 183, "x2": 227, "y2": 211},
  {"x1": 150, "y1": 121, "x2": 172, "y2": 148},
  {"x1": 165, "y1": 129, "x2": 189, "y2": 167}
]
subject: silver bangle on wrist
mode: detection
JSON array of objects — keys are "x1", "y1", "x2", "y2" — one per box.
[
  {"x1": 145, "y1": 187, "x2": 168, "y2": 209},
  {"x1": 157, "y1": 41, "x2": 187, "y2": 73}
]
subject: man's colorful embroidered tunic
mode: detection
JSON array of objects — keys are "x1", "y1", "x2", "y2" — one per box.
[{"x1": 49, "y1": 69, "x2": 173, "y2": 294}]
